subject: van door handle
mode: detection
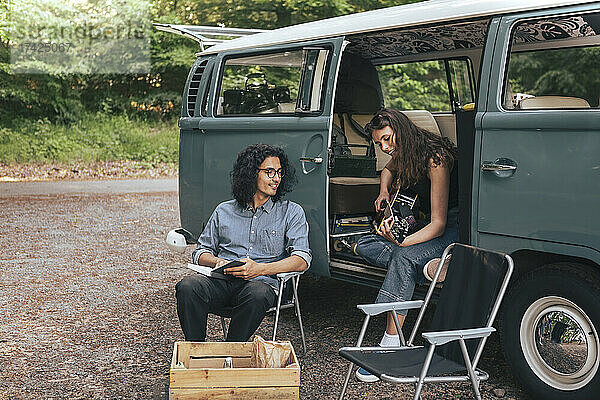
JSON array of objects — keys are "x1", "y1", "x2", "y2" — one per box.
[
  {"x1": 300, "y1": 157, "x2": 323, "y2": 164},
  {"x1": 481, "y1": 162, "x2": 516, "y2": 171},
  {"x1": 481, "y1": 158, "x2": 517, "y2": 177}
]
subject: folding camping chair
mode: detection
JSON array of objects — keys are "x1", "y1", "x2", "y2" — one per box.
[
  {"x1": 338, "y1": 243, "x2": 514, "y2": 400},
  {"x1": 219, "y1": 271, "x2": 307, "y2": 354}
]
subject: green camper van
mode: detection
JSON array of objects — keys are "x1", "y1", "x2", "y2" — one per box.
[{"x1": 160, "y1": 0, "x2": 600, "y2": 397}]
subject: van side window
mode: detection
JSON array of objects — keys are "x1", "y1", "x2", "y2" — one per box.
[
  {"x1": 504, "y1": 13, "x2": 600, "y2": 110},
  {"x1": 216, "y1": 49, "x2": 329, "y2": 116},
  {"x1": 377, "y1": 60, "x2": 451, "y2": 112},
  {"x1": 376, "y1": 58, "x2": 474, "y2": 113},
  {"x1": 201, "y1": 69, "x2": 213, "y2": 117},
  {"x1": 448, "y1": 59, "x2": 475, "y2": 109}
]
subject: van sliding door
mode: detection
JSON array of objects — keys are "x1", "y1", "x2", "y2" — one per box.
[
  {"x1": 476, "y1": 11, "x2": 600, "y2": 254},
  {"x1": 199, "y1": 37, "x2": 345, "y2": 277}
]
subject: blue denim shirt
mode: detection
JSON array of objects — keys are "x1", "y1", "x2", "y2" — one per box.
[{"x1": 191, "y1": 198, "x2": 312, "y2": 291}]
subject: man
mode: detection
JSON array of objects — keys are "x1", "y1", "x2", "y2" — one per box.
[{"x1": 176, "y1": 144, "x2": 311, "y2": 342}]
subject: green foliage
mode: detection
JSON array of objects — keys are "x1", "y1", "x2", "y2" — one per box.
[
  {"x1": 377, "y1": 61, "x2": 451, "y2": 111},
  {"x1": 1, "y1": 0, "x2": 422, "y2": 164},
  {"x1": 151, "y1": 0, "x2": 417, "y2": 30},
  {"x1": 1, "y1": 0, "x2": 420, "y2": 126},
  {"x1": 0, "y1": 112, "x2": 178, "y2": 163}
]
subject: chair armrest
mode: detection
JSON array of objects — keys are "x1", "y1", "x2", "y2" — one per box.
[
  {"x1": 422, "y1": 327, "x2": 495, "y2": 345},
  {"x1": 357, "y1": 300, "x2": 424, "y2": 316}
]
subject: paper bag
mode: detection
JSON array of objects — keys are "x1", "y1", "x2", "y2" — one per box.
[{"x1": 251, "y1": 336, "x2": 294, "y2": 368}]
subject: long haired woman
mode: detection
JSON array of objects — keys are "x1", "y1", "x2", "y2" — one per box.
[{"x1": 354, "y1": 108, "x2": 459, "y2": 382}]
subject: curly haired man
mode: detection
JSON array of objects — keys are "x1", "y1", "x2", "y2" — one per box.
[{"x1": 175, "y1": 144, "x2": 311, "y2": 342}]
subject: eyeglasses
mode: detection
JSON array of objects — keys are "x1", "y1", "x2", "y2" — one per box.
[{"x1": 258, "y1": 168, "x2": 285, "y2": 178}]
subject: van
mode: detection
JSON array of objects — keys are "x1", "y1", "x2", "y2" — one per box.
[{"x1": 159, "y1": 1, "x2": 600, "y2": 398}]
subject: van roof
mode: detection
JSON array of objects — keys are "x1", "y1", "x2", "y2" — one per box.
[{"x1": 201, "y1": 0, "x2": 599, "y2": 55}]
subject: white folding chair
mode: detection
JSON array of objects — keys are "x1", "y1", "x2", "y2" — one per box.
[{"x1": 220, "y1": 271, "x2": 307, "y2": 355}]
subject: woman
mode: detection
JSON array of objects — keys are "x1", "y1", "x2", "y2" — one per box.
[{"x1": 355, "y1": 108, "x2": 459, "y2": 382}]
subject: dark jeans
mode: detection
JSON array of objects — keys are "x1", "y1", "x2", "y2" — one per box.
[
  {"x1": 175, "y1": 274, "x2": 276, "y2": 342},
  {"x1": 355, "y1": 213, "x2": 459, "y2": 316}
]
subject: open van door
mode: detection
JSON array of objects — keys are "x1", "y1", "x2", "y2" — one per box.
[{"x1": 181, "y1": 37, "x2": 345, "y2": 277}]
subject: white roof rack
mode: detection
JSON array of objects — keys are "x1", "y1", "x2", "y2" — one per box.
[{"x1": 153, "y1": 24, "x2": 268, "y2": 51}]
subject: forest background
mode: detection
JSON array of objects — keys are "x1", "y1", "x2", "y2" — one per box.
[
  {"x1": 1, "y1": 0, "x2": 595, "y2": 166},
  {"x1": 0, "y1": 0, "x2": 422, "y2": 165}
]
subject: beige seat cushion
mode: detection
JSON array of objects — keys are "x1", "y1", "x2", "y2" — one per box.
[
  {"x1": 330, "y1": 109, "x2": 443, "y2": 181},
  {"x1": 519, "y1": 96, "x2": 590, "y2": 109},
  {"x1": 402, "y1": 110, "x2": 441, "y2": 136},
  {"x1": 351, "y1": 111, "x2": 442, "y2": 172},
  {"x1": 278, "y1": 103, "x2": 296, "y2": 113}
]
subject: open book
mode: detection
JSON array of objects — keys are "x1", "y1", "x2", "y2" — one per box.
[{"x1": 186, "y1": 260, "x2": 244, "y2": 280}]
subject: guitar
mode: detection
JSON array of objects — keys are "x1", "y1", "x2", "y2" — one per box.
[{"x1": 377, "y1": 190, "x2": 420, "y2": 242}]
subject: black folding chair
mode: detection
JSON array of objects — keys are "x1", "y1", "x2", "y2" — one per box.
[{"x1": 338, "y1": 243, "x2": 514, "y2": 400}]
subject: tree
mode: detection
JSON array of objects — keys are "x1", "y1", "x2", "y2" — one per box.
[{"x1": 1, "y1": 0, "x2": 422, "y2": 124}]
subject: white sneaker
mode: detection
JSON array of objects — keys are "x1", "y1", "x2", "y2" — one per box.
[
  {"x1": 356, "y1": 367, "x2": 379, "y2": 382},
  {"x1": 423, "y1": 255, "x2": 451, "y2": 282}
]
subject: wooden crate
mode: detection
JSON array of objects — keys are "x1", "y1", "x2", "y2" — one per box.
[{"x1": 170, "y1": 341, "x2": 300, "y2": 400}]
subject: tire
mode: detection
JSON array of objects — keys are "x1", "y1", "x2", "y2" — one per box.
[{"x1": 500, "y1": 263, "x2": 600, "y2": 400}]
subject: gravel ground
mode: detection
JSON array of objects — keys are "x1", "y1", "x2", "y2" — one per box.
[
  {"x1": 0, "y1": 161, "x2": 177, "y2": 182},
  {"x1": 0, "y1": 187, "x2": 528, "y2": 399}
]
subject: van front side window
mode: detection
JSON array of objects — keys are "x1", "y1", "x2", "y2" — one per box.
[
  {"x1": 504, "y1": 13, "x2": 600, "y2": 110},
  {"x1": 217, "y1": 48, "x2": 328, "y2": 116}
]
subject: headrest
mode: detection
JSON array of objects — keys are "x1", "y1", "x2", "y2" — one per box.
[
  {"x1": 402, "y1": 110, "x2": 441, "y2": 136},
  {"x1": 334, "y1": 53, "x2": 383, "y2": 114}
]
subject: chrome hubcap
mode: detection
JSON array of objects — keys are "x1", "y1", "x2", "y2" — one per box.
[{"x1": 520, "y1": 296, "x2": 599, "y2": 390}]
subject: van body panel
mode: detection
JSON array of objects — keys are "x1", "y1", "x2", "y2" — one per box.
[
  {"x1": 179, "y1": 57, "x2": 216, "y2": 240},
  {"x1": 475, "y1": 7, "x2": 600, "y2": 256},
  {"x1": 179, "y1": 129, "x2": 205, "y2": 239},
  {"x1": 478, "y1": 111, "x2": 600, "y2": 250},
  {"x1": 472, "y1": 17, "x2": 500, "y2": 246},
  {"x1": 478, "y1": 232, "x2": 600, "y2": 268},
  {"x1": 187, "y1": 37, "x2": 345, "y2": 276}
]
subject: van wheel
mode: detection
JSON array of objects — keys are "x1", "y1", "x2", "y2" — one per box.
[{"x1": 500, "y1": 263, "x2": 600, "y2": 399}]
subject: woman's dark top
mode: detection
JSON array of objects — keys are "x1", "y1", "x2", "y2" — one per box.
[
  {"x1": 409, "y1": 164, "x2": 458, "y2": 215},
  {"x1": 386, "y1": 158, "x2": 459, "y2": 216}
]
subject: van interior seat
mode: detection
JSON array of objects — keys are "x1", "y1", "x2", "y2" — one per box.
[
  {"x1": 329, "y1": 110, "x2": 445, "y2": 214},
  {"x1": 519, "y1": 96, "x2": 591, "y2": 109},
  {"x1": 331, "y1": 109, "x2": 443, "y2": 180},
  {"x1": 402, "y1": 110, "x2": 442, "y2": 136},
  {"x1": 277, "y1": 103, "x2": 296, "y2": 113}
]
